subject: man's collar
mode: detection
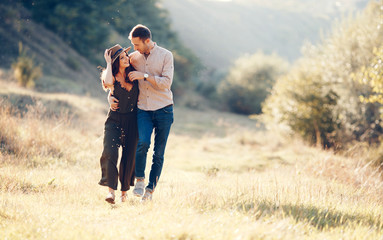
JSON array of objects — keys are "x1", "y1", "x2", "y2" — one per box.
[
  {"x1": 140, "y1": 42, "x2": 157, "y2": 57},
  {"x1": 148, "y1": 42, "x2": 157, "y2": 55}
]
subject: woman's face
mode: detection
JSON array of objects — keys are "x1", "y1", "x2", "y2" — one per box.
[{"x1": 119, "y1": 51, "x2": 130, "y2": 68}]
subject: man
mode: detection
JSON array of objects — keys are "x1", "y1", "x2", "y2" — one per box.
[{"x1": 109, "y1": 24, "x2": 174, "y2": 201}]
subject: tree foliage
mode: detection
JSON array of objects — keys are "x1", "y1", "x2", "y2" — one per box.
[
  {"x1": 263, "y1": 1, "x2": 383, "y2": 148},
  {"x1": 19, "y1": 0, "x2": 200, "y2": 94},
  {"x1": 21, "y1": 0, "x2": 108, "y2": 60},
  {"x1": 357, "y1": 46, "x2": 383, "y2": 104}
]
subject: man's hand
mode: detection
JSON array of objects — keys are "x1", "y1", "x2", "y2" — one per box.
[
  {"x1": 108, "y1": 92, "x2": 119, "y2": 111},
  {"x1": 128, "y1": 71, "x2": 144, "y2": 81}
]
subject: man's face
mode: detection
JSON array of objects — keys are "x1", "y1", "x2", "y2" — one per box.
[{"x1": 131, "y1": 37, "x2": 149, "y2": 54}]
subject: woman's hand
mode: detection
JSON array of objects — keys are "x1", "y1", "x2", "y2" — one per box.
[{"x1": 104, "y1": 49, "x2": 112, "y2": 64}]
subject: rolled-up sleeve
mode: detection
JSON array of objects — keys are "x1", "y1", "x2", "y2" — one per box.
[{"x1": 154, "y1": 51, "x2": 173, "y2": 90}]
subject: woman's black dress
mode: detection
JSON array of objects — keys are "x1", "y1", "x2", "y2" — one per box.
[{"x1": 98, "y1": 68, "x2": 139, "y2": 191}]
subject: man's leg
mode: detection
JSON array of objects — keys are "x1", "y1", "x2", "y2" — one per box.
[
  {"x1": 133, "y1": 109, "x2": 154, "y2": 197},
  {"x1": 146, "y1": 105, "x2": 174, "y2": 192}
]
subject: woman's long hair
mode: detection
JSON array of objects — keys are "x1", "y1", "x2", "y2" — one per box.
[{"x1": 99, "y1": 56, "x2": 130, "y2": 91}]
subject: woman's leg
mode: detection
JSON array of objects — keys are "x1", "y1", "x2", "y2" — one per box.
[
  {"x1": 99, "y1": 123, "x2": 121, "y2": 191},
  {"x1": 119, "y1": 115, "x2": 138, "y2": 192}
]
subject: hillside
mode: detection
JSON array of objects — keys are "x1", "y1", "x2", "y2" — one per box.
[
  {"x1": 0, "y1": 3, "x2": 103, "y2": 97},
  {"x1": 162, "y1": 0, "x2": 369, "y2": 70}
]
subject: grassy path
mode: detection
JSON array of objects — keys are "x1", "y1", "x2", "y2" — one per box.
[{"x1": 0, "y1": 82, "x2": 383, "y2": 239}]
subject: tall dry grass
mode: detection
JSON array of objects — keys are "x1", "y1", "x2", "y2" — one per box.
[
  {"x1": 0, "y1": 99, "x2": 73, "y2": 166},
  {"x1": 0, "y1": 89, "x2": 383, "y2": 239}
]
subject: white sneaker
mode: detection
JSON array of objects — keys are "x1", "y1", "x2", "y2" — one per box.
[
  {"x1": 133, "y1": 179, "x2": 145, "y2": 197},
  {"x1": 141, "y1": 188, "x2": 153, "y2": 201}
]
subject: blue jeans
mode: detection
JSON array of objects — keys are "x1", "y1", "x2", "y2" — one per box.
[{"x1": 135, "y1": 105, "x2": 174, "y2": 190}]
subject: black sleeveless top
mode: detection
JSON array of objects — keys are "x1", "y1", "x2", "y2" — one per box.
[{"x1": 112, "y1": 66, "x2": 139, "y2": 114}]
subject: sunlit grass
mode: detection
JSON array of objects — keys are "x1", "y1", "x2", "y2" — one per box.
[{"x1": 1, "y1": 79, "x2": 383, "y2": 239}]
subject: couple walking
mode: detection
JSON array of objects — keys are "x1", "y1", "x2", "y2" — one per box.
[{"x1": 98, "y1": 24, "x2": 174, "y2": 204}]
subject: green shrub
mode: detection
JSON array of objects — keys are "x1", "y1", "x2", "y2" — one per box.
[
  {"x1": 218, "y1": 52, "x2": 288, "y2": 115},
  {"x1": 11, "y1": 42, "x2": 42, "y2": 87},
  {"x1": 263, "y1": 60, "x2": 339, "y2": 148}
]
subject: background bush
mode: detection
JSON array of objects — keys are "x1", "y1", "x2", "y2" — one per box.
[
  {"x1": 263, "y1": 58, "x2": 339, "y2": 148},
  {"x1": 11, "y1": 42, "x2": 42, "y2": 87},
  {"x1": 218, "y1": 52, "x2": 288, "y2": 115}
]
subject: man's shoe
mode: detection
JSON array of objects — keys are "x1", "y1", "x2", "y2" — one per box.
[
  {"x1": 133, "y1": 179, "x2": 145, "y2": 197},
  {"x1": 105, "y1": 192, "x2": 115, "y2": 204},
  {"x1": 141, "y1": 188, "x2": 153, "y2": 201}
]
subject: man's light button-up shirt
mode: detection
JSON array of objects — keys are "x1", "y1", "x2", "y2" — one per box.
[{"x1": 130, "y1": 43, "x2": 174, "y2": 111}]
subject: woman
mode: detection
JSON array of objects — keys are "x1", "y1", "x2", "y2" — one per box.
[{"x1": 98, "y1": 44, "x2": 139, "y2": 204}]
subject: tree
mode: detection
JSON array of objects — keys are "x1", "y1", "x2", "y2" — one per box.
[{"x1": 263, "y1": 1, "x2": 383, "y2": 148}]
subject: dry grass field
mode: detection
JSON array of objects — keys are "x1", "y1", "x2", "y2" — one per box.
[{"x1": 1, "y1": 72, "x2": 383, "y2": 239}]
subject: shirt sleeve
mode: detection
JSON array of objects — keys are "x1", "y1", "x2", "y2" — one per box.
[{"x1": 154, "y1": 51, "x2": 174, "y2": 90}]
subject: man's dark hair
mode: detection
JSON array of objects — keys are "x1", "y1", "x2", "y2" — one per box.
[{"x1": 129, "y1": 24, "x2": 152, "y2": 41}]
